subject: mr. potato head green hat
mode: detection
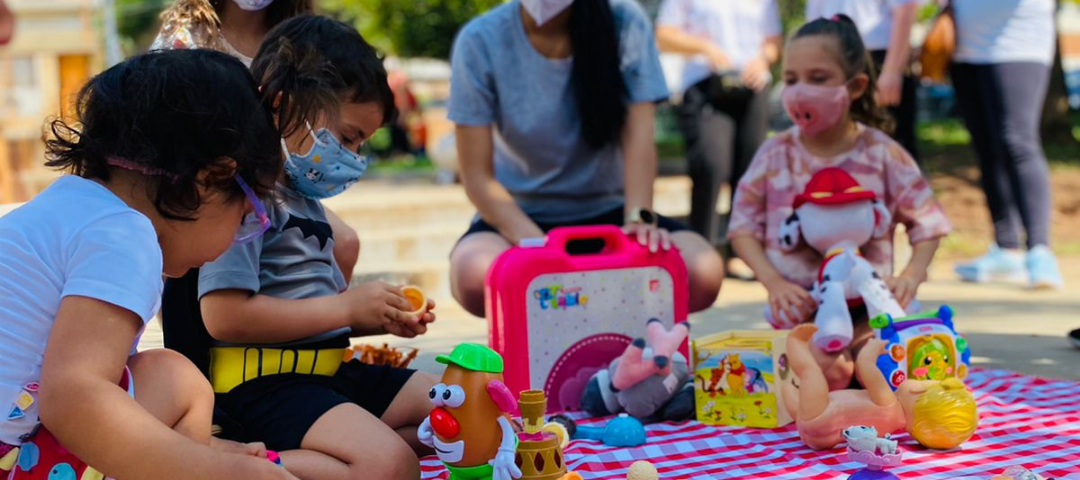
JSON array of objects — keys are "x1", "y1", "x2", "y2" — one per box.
[{"x1": 436, "y1": 344, "x2": 504, "y2": 374}]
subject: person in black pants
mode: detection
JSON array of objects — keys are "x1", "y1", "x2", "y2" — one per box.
[
  {"x1": 656, "y1": 0, "x2": 783, "y2": 277},
  {"x1": 949, "y1": 0, "x2": 1062, "y2": 291}
]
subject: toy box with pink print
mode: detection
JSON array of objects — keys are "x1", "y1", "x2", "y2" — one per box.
[{"x1": 485, "y1": 225, "x2": 689, "y2": 413}]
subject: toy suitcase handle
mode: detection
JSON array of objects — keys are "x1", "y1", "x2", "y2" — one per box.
[{"x1": 545, "y1": 225, "x2": 636, "y2": 255}]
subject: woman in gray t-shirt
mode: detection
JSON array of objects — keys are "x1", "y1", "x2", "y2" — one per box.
[{"x1": 448, "y1": 0, "x2": 724, "y2": 317}]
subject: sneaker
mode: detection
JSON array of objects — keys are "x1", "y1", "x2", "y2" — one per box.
[
  {"x1": 1027, "y1": 245, "x2": 1064, "y2": 290},
  {"x1": 1069, "y1": 328, "x2": 1080, "y2": 350},
  {"x1": 954, "y1": 245, "x2": 1026, "y2": 283}
]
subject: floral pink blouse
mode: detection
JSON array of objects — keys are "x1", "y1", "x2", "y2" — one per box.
[{"x1": 728, "y1": 125, "x2": 951, "y2": 289}]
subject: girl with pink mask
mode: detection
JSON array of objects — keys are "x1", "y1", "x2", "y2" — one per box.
[{"x1": 727, "y1": 15, "x2": 951, "y2": 390}]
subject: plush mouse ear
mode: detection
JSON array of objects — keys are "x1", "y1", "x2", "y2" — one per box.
[
  {"x1": 871, "y1": 201, "x2": 892, "y2": 239},
  {"x1": 778, "y1": 212, "x2": 802, "y2": 252}
]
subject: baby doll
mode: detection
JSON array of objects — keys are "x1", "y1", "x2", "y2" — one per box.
[{"x1": 782, "y1": 324, "x2": 978, "y2": 451}]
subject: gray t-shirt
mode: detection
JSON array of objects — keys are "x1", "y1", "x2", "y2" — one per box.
[
  {"x1": 448, "y1": 0, "x2": 669, "y2": 223},
  {"x1": 198, "y1": 185, "x2": 349, "y2": 346}
]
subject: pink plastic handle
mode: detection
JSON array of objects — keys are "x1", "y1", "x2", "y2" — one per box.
[{"x1": 545, "y1": 225, "x2": 635, "y2": 256}]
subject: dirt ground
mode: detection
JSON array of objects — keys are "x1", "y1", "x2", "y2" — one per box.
[{"x1": 924, "y1": 146, "x2": 1080, "y2": 260}]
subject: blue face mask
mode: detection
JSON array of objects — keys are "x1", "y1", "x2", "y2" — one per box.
[{"x1": 282, "y1": 126, "x2": 369, "y2": 199}]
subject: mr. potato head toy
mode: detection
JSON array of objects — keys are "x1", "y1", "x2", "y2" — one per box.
[{"x1": 419, "y1": 344, "x2": 521, "y2": 480}]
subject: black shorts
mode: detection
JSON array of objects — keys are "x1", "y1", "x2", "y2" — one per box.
[
  {"x1": 216, "y1": 360, "x2": 416, "y2": 451},
  {"x1": 461, "y1": 205, "x2": 690, "y2": 242}
]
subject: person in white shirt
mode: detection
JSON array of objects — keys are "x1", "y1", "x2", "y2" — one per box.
[
  {"x1": 806, "y1": 0, "x2": 921, "y2": 162},
  {"x1": 949, "y1": 0, "x2": 1063, "y2": 292},
  {"x1": 0, "y1": 50, "x2": 295, "y2": 480},
  {"x1": 655, "y1": 0, "x2": 782, "y2": 278}
]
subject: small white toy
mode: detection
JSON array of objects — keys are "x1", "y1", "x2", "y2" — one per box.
[{"x1": 842, "y1": 426, "x2": 898, "y2": 456}]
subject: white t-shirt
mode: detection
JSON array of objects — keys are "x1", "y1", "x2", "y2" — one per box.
[
  {"x1": 0, "y1": 176, "x2": 162, "y2": 444},
  {"x1": 953, "y1": 0, "x2": 1056, "y2": 66},
  {"x1": 657, "y1": 0, "x2": 782, "y2": 93},
  {"x1": 806, "y1": 0, "x2": 919, "y2": 51}
]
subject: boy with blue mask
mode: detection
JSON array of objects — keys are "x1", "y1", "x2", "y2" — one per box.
[{"x1": 161, "y1": 16, "x2": 438, "y2": 480}]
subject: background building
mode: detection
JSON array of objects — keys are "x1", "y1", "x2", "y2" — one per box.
[{"x1": 0, "y1": 0, "x2": 103, "y2": 203}]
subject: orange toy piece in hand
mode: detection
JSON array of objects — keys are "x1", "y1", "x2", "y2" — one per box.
[{"x1": 402, "y1": 285, "x2": 428, "y2": 315}]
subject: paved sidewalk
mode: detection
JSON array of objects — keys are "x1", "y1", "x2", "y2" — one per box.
[{"x1": 140, "y1": 258, "x2": 1080, "y2": 380}]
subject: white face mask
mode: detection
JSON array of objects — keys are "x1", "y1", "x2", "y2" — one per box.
[
  {"x1": 231, "y1": 0, "x2": 275, "y2": 11},
  {"x1": 521, "y1": 0, "x2": 575, "y2": 26}
]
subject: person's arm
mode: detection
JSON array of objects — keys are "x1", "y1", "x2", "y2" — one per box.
[
  {"x1": 876, "y1": 1, "x2": 918, "y2": 106},
  {"x1": 886, "y1": 237, "x2": 939, "y2": 308},
  {"x1": 655, "y1": 26, "x2": 731, "y2": 71},
  {"x1": 324, "y1": 207, "x2": 360, "y2": 283},
  {"x1": 620, "y1": 102, "x2": 671, "y2": 252},
  {"x1": 457, "y1": 124, "x2": 543, "y2": 245},
  {"x1": 741, "y1": 35, "x2": 783, "y2": 92},
  {"x1": 882, "y1": 143, "x2": 950, "y2": 307},
  {"x1": 40, "y1": 297, "x2": 292, "y2": 480},
  {"x1": 201, "y1": 281, "x2": 425, "y2": 344}
]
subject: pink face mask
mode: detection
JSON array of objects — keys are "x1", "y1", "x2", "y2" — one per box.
[{"x1": 782, "y1": 83, "x2": 851, "y2": 137}]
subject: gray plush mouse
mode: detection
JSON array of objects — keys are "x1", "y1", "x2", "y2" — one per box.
[{"x1": 580, "y1": 320, "x2": 695, "y2": 422}]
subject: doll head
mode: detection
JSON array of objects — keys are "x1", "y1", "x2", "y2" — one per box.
[{"x1": 906, "y1": 378, "x2": 978, "y2": 449}]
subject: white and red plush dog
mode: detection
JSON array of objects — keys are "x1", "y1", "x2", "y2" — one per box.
[{"x1": 776, "y1": 168, "x2": 907, "y2": 353}]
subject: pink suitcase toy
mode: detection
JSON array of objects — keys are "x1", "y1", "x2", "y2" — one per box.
[{"x1": 485, "y1": 225, "x2": 690, "y2": 413}]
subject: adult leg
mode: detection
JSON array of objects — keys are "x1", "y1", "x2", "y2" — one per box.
[
  {"x1": 992, "y1": 62, "x2": 1053, "y2": 249},
  {"x1": 128, "y1": 349, "x2": 215, "y2": 444},
  {"x1": 449, "y1": 232, "x2": 513, "y2": 317},
  {"x1": 679, "y1": 78, "x2": 736, "y2": 246},
  {"x1": 950, "y1": 63, "x2": 1023, "y2": 249},
  {"x1": 670, "y1": 231, "x2": 724, "y2": 312},
  {"x1": 281, "y1": 404, "x2": 420, "y2": 480}
]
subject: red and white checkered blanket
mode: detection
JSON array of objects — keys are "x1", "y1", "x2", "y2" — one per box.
[{"x1": 420, "y1": 369, "x2": 1080, "y2": 479}]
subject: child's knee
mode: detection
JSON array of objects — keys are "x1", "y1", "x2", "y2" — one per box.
[
  {"x1": 352, "y1": 438, "x2": 419, "y2": 480},
  {"x1": 131, "y1": 349, "x2": 213, "y2": 402}
]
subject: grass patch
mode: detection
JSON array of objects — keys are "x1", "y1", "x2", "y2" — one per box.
[{"x1": 367, "y1": 155, "x2": 436, "y2": 175}]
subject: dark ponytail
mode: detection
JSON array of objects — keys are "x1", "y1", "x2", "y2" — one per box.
[
  {"x1": 250, "y1": 15, "x2": 397, "y2": 139},
  {"x1": 794, "y1": 14, "x2": 894, "y2": 134},
  {"x1": 570, "y1": 0, "x2": 628, "y2": 149}
]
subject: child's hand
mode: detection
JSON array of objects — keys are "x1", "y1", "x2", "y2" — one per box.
[
  {"x1": 225, "y1": 453, "x2": 300, "y2": 480},
  {"x1": 243, "y1": 441, "x2": 268, "y2": 459},
  {"x1": 210, "y1": 437, "x2": 267, "y2": 458},
  {"x1": 343, "y1": 282, "x2": 423, "y2": 334},
  {"x1": 384, "y1": 298, "x2": 436, "y2": 339},
  {"x1": 885, "y1": 273, "x2": 922, "y2": 309},
  {"x1": 763, "y1": 277, "x2": 815, "y2": 326}
]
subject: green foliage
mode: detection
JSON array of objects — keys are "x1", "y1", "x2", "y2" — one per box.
[
  {"x1": 779, "y1": 0, "x2": 807, "y2": 35},
  {"x1": 116, "y1": 0, "x2": 171, "y2": 55},
  {"x1": 324, "y1": 0, "x2": 504, "y2": 59}
]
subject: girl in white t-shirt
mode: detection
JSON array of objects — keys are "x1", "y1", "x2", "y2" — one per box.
[{"x1": 0, "y1": 50, "x2": 295, "y2": 480}]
